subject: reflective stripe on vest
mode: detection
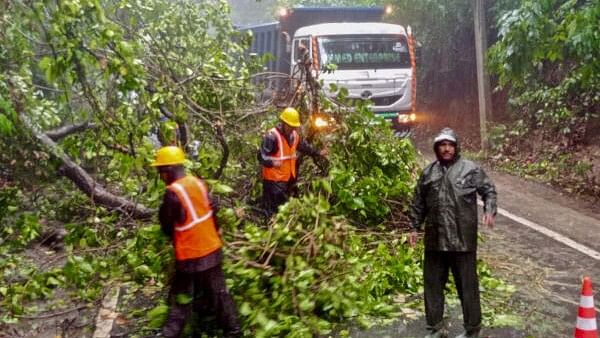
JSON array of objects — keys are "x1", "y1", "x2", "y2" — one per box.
[
  {"x1": 263, "y1": 128, "x2": 298, "y2": 161},
  {"x1": 262, "y1": 128, "x2": 299, "y2": 182},
  {"x1": 168, "y1": 176, "x2": 222, "y2": 261},
  {"x1": 170, "y1": 180, "x2": 213, "y2": 232}
]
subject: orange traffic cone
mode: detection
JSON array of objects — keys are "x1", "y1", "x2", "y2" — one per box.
[{"x1": 575, "y1": 276, "x2": 598, "y2": 338}]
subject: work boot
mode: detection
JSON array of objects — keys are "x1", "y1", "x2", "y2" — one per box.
[
  {"x1": 455, "y1": 330, "x2": 479, "y2": 338},
  {"x1": 425, "y1": 329, "x2": 449, "y2": 338}
]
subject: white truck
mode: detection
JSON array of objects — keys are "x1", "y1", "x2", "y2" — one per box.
[
  {"x1": 292, "y1": 22, "x2": 416, "y2": 129},
  {"x1": 242, "y1": 7, "x2": 418, "y2": 132}
]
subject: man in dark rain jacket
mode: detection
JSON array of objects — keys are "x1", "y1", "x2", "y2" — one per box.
[
  {"x1": 258, "y1": 107, "x2": 327, "y2": 217},
  {"x1": 408, "y1": 128, "x2": 497, "y2": 338},
  {"x1": 152, "y1": 146, "x2": 241, "y2": 338}
]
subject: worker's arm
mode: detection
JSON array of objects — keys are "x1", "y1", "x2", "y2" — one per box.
[
  {"x1": 298, "y1": 139, "x2": 326, "y2": 157},
  {"x1": 158, "y1": 189, "x2": 185, "y2": 239},
  {"x1": 257, "y1": 132, "x2": 279, "y2": 167},
  {"x1": 409, "y1": 173, "x2": 427, "y2": 230},
  {"x1": 408, "y1": 173, "x2": 427, "y2": 246},
  {"x1": 475, "y1": 167, "x2": 497, "y2": 228},
  {"x1": 208, "y1": 193, "x2": 221, "y2": 232}
]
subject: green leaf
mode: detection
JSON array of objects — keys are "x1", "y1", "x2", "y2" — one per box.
[
  {"x1": 0, "y1": 114, "x2": 13, "y2": 136},
  {"x1": 239, "y1": 302, "x2": 252, "y2": 316},
  {"x1": 104, "y1": 29, "x2": 115, "y2": 38},
  {"x1": 134, "y1": 264, "x2": 151, "y2": 277},
  {"x1": 212, "y1": 183, "x2": 234, "y2": 194},
  {"x1": 316, "y1": 198, "x2": 330, "y2": 213},
  {"x1": 352, "y1": 197, "x2": 365, "y2": 209},
  {"x1": 321, "y1": 179, "x2": 332, "y2": 194},
  {"x1": 46, "y1": 276, "x2": 61, "y2": 287},
  {"x1": 147, "y1": 303, "x2": 169, "y2": 328},
  {"x1": 299, "y1": 298, "x2": 315, "y2": 312},
  {"x1": 79, "y1": 261, "x2": 93, "y2": 274},
  {"x1": 175, "y1": 293, "x2": 193, "y2": 305}
]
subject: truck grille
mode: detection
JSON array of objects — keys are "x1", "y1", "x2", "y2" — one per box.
[
  {"x1": 347, "y1": 94, "x2": 402, "y2": 106},
  {"x1": 371, "y1": 95, "x2": 403, "y2": 106}
]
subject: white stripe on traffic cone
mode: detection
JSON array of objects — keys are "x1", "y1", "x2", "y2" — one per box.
[{"x1": 575, "y1": 276, "x2": 598, "y2": 338}]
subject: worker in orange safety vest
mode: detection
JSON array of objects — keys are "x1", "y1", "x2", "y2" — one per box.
[
  {"x1": 258, "y1": 107, "x2": 327, "y2": 217},
  {"x1": 151, "y1": 146, "x2": 240, "y2": 338}
]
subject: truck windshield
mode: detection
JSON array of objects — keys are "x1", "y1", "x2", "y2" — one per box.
[{"x1": 318, "y1": 35, "x2": 410, "y2": 70}]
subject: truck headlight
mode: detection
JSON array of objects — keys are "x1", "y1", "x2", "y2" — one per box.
[
  {"x1": 313, "y1": 116, "x2": 329, "y2": 129},
  {"x1": 398, "y1": 113, "x2": 416, "y2": 124}
]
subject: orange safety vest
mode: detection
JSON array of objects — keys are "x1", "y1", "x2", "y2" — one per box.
[
  {"x1": 167, "y1": 176, "x2": 222, "y2": 261},
  {"x1": 262, "y1": 127, "x2": 299, "y2": 182}
]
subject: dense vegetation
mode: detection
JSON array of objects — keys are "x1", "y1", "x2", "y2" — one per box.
[{"x1": 487, "y1": 0, "x2": 600, "y2": 198}]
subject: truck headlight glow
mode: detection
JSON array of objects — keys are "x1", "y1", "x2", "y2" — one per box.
[
  {"x1": 398, "y1": 113, "x2": 417, "y2": 124},
  {"x1": 278, "y1": 8, "x2": 288, "y2": 17},
  {"x1": 314, "y1": 116, "x2": 329, "y2": 129}
]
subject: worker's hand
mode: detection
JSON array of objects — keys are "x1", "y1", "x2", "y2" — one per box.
[
  {"x1": 319, "y1": 147, "x2": 328, "y2": 157},
  {"x1": 271, "y1": 160, "x2": 282, "y2": 167},
  {"x1": 482, "y1": 213, "x2": 495, "y2": 229},
  {"x1": 408, "y1": 229, "x2": 418, "y2": 247}
]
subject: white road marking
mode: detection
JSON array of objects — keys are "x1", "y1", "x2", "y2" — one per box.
[{"x1": 479, "y1": 201, "x2": 600, "y2": 261}]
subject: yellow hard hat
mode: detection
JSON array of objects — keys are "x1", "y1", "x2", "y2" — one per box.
[
  {"x1": 151, "y1": 146, "x2": 185, "y2": 167},
  {"x1": 279, "y1": 107, "x2": 301, "y2": 127}
]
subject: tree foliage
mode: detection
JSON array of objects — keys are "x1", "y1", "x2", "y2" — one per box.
[
  {"x1": 1, "y1": 0, "x2": 258, "y2": 205},
  {"x1": 487, "y1": 0, "x2": 600, "y2": 198},
  {"x1": 488, "y1": 0, "x2": 600, "y2": 144}
]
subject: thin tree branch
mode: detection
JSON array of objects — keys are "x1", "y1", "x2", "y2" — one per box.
[
  {"x1": 101, "y1": 141, "x2": 131, "y2": 155},
  {"x1": 16, "y1": 305, "x2": 88, "y2": 320},
  {"x1": 213, "y1": 122, "x2": 229, "y2": 180},
  {"x1": 45, "y1": 121, "x2": 97, "y2": 141},
  {"x1": 235, "y1": 107, "x2": 271, "y2": 123}
]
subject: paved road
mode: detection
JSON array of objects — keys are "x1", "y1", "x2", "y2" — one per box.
[{"x1": 477, "y1": 170, "x2": 600, "y2": 337}]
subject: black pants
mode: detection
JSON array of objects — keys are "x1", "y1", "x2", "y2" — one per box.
[
  {"x1": 262, "y1": 179, "x2": 297, "y2": 217},
  {"x1": 163, "y1": 265, "x2": 240, "y2": 338},
  {"x1": 424, "y1": 250, "x2": 481, "y2": 334}
]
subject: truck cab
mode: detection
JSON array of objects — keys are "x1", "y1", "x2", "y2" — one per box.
[{"x1": 292, "y1": 23, "x2": 414, "y2": 122}]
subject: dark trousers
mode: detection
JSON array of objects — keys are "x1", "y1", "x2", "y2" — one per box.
[
  {"x1": 262, "y1": 179, "x2": 297, "y2": 217},
  {"x1": 163, "y1": 265, "x2": 240, "y2": 338},
  {"x1": 424, "y1": 250, "x2": 481, "y2": 334}
]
